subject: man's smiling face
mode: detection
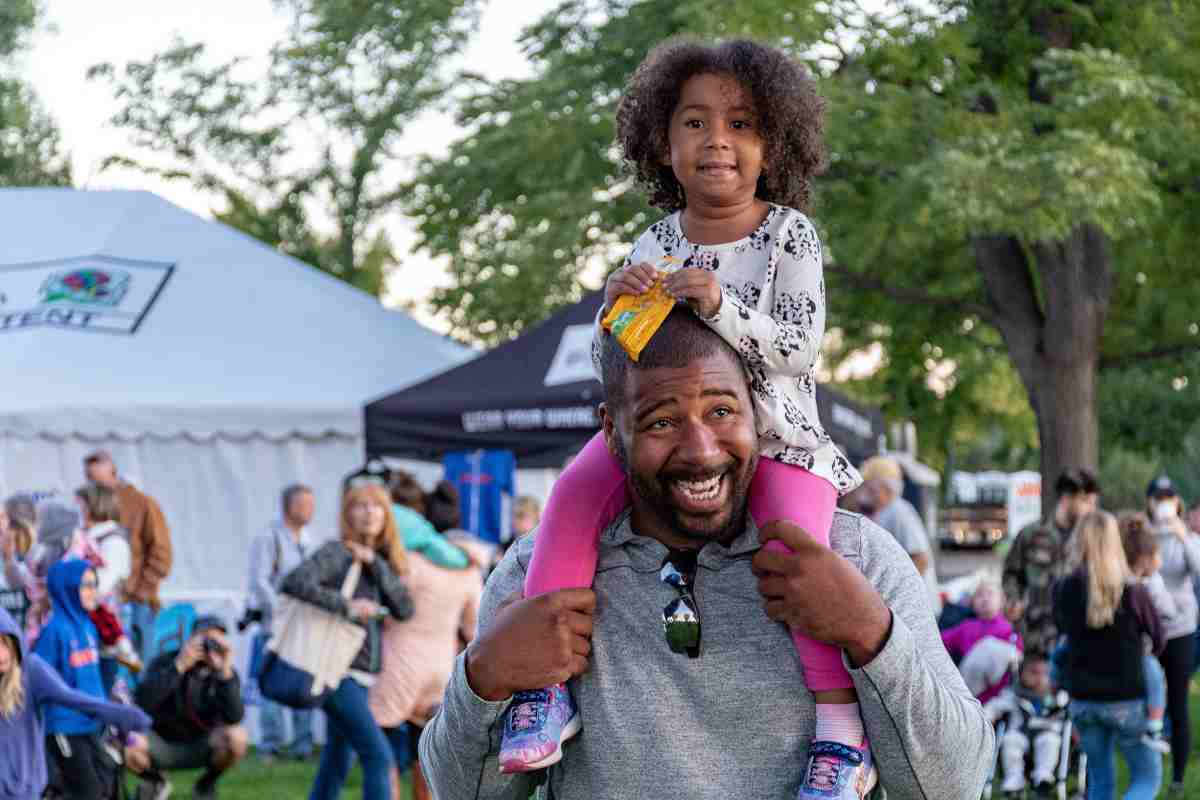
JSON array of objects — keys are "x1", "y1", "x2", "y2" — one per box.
[{"x1": 601, "y1": 343, "x2": 758, "y2": 550}]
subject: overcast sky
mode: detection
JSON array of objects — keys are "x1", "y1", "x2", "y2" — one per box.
[{"x1": 22, "y1": 0, "x2": 561, "y2": 330}]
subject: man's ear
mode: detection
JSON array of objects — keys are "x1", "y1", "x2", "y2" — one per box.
[{"x1": 599, "y1": 403, "x2": 621, "y2": 459}]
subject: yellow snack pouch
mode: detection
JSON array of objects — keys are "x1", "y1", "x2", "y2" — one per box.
[{"x1": 601, "y1": 256, "x2": 684, "y2": 361}]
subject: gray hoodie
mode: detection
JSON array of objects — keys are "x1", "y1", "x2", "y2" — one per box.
[
  {"x1": 420, "y1": 510, "x2": 993, "y2": 799},
  {"x1": 1152, "y1": 524, "x2": 1200, "y2": 640}
]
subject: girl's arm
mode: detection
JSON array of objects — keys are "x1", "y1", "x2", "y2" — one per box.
[
  {"x1": 94, "y1": 538, "x2": 131, "y2": 598},
  {"x1": 3, "y1": 548, "x2": 33, "y2": 594},
  {"x1": 1179, "y1": 529, "x2": 1200, "y2": 577},
  {"x1": 701, "y1": 212, "x2": 825, "y2": 376},
  {"x1": 27, "y1": 653, "x2": 151, "y2": 732},
  {"x1": 368, "y1": 558, "x2": 415, "y2": 622},
  {"x1": 279, "y1": 541, "x2": 354, "y2": 617},
  {"x1": 1130, "y1": 583, "x2": 1166, "y2": 656}
]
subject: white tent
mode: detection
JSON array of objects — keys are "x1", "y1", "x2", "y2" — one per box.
[{"x1": 0, "y1": 188, "x2": 469, "y2": 607}]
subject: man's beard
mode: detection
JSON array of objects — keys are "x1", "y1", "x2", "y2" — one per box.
[{"x1": 615, "y1": 435, "x2": 755, "y2": 544}]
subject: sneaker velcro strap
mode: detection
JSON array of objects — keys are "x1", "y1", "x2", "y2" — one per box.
[{"x1": 808, "y1": 740, "x2": 864, "y2": 766}]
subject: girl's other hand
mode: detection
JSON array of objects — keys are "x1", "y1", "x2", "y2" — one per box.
[
  {"x1": 1168, "y1": 516, "x2": 1190, "y2": 542},
  {"x1": 350, "y1": 598, "x2": 379, "y2": 621},
  {"x1": 346, "y1": 541, "x2": 376, "y2": 564},
  {"x1": 663, "y1": 268, "x2": 722, "y2": 319},
  {"x1": 604, "y1": 262, "x2": 658, "y2": 313}
]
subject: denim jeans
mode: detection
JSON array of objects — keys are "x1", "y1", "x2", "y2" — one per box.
[
  {"x1": 121, "y1": 602, "x2": 157, "y2": 662},
  {"x1": 318, "y1": 722, "x2": 413, "y2": 795},
  {"x1": 1143, "y1": 654, "x2": 1166, "y2": 713},
  {"x1": 310, "y1": 677, "x2": 393, "y2": 800},
  {"x1": 252, "y1": 633, "x2": 314, "y2": 756},
  {"x1": 1071, "y1": 699, "x2": 1162, "y2": 800}
]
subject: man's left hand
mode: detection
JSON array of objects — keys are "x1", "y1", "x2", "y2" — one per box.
[{"x1": 752, "y1": 520, "x2": 892, "y2": 668}]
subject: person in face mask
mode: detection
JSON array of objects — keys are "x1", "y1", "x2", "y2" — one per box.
[{"x1": 1145, "y1": 474, "x2": 1200, "y2": 796}]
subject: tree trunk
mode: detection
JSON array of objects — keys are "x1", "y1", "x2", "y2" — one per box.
[{"x1": 974, "y1": 224, "x2": 1114, "y2": 518}]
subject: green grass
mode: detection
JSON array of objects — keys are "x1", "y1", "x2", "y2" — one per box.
[
  {"x1": 132, "y1": 691, "x2": 1200, "y2": 800},
  {"x1": 135, "y1": 754, "x2": 408, "y2": 799}
]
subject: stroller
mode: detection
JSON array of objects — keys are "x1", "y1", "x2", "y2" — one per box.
[{"x1": 981, "y1": 646, "x2": 1085, "y2": 800}]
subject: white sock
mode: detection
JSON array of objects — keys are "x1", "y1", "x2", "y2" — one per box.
[{"x1": 815, "y1": 702, "x2": 866, "y2": 748}]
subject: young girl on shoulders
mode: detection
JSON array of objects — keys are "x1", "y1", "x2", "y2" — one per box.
[{"x1": 502, "y1": 38, "x2": 873, "y2": 799}]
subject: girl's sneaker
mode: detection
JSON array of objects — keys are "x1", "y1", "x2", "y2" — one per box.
[
  {"x1": 797, "y1": 740, "x2": 878, "y2": 799},
  {"x1": 1142, "y1": 731, "x2": 1171, "y2": 754},
  {"x1": 497, "y1": 682, "x2": 580, "y2": 773}
]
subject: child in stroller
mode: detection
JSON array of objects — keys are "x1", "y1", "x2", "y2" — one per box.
[{"x1": 985, "y1": 654, "x2": 1069, "y2": 799}]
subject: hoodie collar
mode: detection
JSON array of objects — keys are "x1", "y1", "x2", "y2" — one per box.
[
  {"x1": 47, "y1": 559, "x2": 92, "y2": 631},
  {"x1": 0, "y1": 607, "x2": 25, "y2": 665}
]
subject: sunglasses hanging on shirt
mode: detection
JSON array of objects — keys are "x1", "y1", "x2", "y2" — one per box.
[{"x1": 660, "y1": 550, "x2": 701, "y2": 659}]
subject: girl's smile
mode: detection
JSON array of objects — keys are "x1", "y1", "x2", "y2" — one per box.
[{"x1": 665, "y1": 73, "x2": 765, "y2": 208}]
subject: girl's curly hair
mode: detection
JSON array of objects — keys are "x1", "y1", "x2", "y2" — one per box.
[{"x1": 616, "y1": 38, "x2": 827, "y2": 213}]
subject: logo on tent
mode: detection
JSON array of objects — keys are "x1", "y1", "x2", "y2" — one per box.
[
  {"x1": 40, "y1": 268, "x2": 130, "y2": 307},
  {"x1": 0, "y1": 255, "x2": 173, "y2": 335}
]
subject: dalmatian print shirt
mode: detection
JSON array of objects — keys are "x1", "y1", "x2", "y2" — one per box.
[{"x1": 595, "y1": 204, "x2": 862, "y2": 495}]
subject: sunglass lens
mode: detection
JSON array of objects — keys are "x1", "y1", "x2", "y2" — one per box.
[
  {"x1": 659, "y1": 561, "x2": 690, "y2": 590},
  {"x1": 663, "y1": 597, "x2": 700, "y2": 653}
]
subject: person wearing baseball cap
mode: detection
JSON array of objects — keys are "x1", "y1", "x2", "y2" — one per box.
[
  {"x1": 1144, "y1": 474, "x2": 1199, "y2": 794},
  {"x1": 126, "y1": 614, "x2": 247, "y2": 800}
]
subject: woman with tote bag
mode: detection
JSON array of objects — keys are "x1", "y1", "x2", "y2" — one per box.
[{"x1": 280, "y1": 484, "x2": 413, "y2": 800}]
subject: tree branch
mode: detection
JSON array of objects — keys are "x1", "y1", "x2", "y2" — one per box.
[
  {"x1": 824, "y1": 260, "x2": 996, "y2": 326},
  {"x1": 1099, "y1": 342, "x2": 1200, "y2": 371}
]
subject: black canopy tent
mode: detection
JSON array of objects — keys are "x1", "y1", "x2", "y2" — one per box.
[{"x1": 365, "y1": 291, "x2": 885, "y2": 469}]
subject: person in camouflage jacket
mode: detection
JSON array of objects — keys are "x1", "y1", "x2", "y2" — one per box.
[{"x1": 1002, "y1": 469, "x2": 1100, "y2": 657}]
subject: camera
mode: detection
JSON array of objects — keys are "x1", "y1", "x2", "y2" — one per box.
[
  {"x1": 236, "y1": 607, "x2": 264, "y2": 632},
  {"x1": 202, "y1": 637, "x2": 226, "y2": 656}
]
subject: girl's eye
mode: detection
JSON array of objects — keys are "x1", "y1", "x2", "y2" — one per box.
[
  {"x1": 732, "y1": 120, "x2": 752, "y2": 130},
  {"x1": 649, "y1": 418, "x2": 673, "y2": 430},
  {"x1": 713, "y1": 407, "x2": 733, "y2": 418},
  {"x1": 684, "y1": 119, "x2": 704, "y2": 129}
]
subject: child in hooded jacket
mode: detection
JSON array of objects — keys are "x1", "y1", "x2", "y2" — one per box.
[
  {"x1": 0, "y1": 606, "x2": 149, "y2": 800},
  {"x1": 32, "y1": 559, "x2": 118, "y2": 799}
]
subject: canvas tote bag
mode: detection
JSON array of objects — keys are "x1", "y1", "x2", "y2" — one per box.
[{"x1": 258, "y1": 560, "x2": 366, "y2": 708}]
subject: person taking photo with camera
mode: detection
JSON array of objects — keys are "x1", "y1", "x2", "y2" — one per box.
[{"x1": 125, "y1": 615, "x2": 248, "y2": 800}]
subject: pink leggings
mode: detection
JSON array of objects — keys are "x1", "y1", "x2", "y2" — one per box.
[{"x1": 524, "y1": 431, "x2": 851, "y2": 692}]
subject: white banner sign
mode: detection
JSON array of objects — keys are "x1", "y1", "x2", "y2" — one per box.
[
  {"x1": 0, "y1": 256, "x2": 174, "y2": 335},
  {"x1": 543, "y1": 324, "x2": 597, "y2": 387}
]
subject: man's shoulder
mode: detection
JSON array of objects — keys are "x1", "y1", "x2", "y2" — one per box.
[
  {"x1": 496, "y1": 535, "x2": 535, "y2": 580},
  {"x1": 829, "y1": 510, "x2": 911, "y2": 569},
  {"x1": 1013, "y1": 518, "x2": 1055, "y2": 544}
]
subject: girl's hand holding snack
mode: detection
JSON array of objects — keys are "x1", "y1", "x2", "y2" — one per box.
[
  {"x1": 604, "y1": 261, "x2": 658, "y2": 314},
  {"x1": 663, "y1": 268, "x2": 722, "y2": 319}
]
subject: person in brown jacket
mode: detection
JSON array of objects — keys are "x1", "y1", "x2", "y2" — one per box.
[{"x1": 83, "y1": 450, "x2": 173, "y2": 661}]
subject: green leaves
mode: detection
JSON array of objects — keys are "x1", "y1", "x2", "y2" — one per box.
[
  {"x1": 0, "y1": 3, "x2": 70, "y2": 188},
  {"x1": 406, "y1": 0, "x2": 1199, "y2": 474},
  {"x1": 91, "y1": 0, "x2": 483, "y2": 294}
]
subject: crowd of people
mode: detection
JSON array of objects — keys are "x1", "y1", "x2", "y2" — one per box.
[
  {"x1": 927, "y1": 468, "x2": 1200, "y2": 800},
  {"x1": 0, "y1": 452, "x2": 510, "y2": 800}
]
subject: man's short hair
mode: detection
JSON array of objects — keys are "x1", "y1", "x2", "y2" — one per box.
[
  {"x1": 281, "y1": 483, "x2": 313, "y2": 513},
  {"x1": 83, "y1": 450, "x2": 113, "y2": 467},
  {"x1": 859, "y1": 455, "x2": 903, "y2": 490},
  {"x1": 1055, "y1": 468, "x2": 1099, "y2": 498},
  {"x1": 598, "y1": 305, "x2": 742, "y2": 411}
]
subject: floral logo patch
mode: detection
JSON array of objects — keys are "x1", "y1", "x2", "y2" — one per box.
[{"x1": 40, "y1": 268, "x2": 131, "y2": 307}]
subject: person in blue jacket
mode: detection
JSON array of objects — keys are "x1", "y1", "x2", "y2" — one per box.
[
  {"x1": 0, "y1": 606, "x2": 150, "y2": 800},
  {"x1": 32, "y1": 558, "x2": 122, "y2": 798}
]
